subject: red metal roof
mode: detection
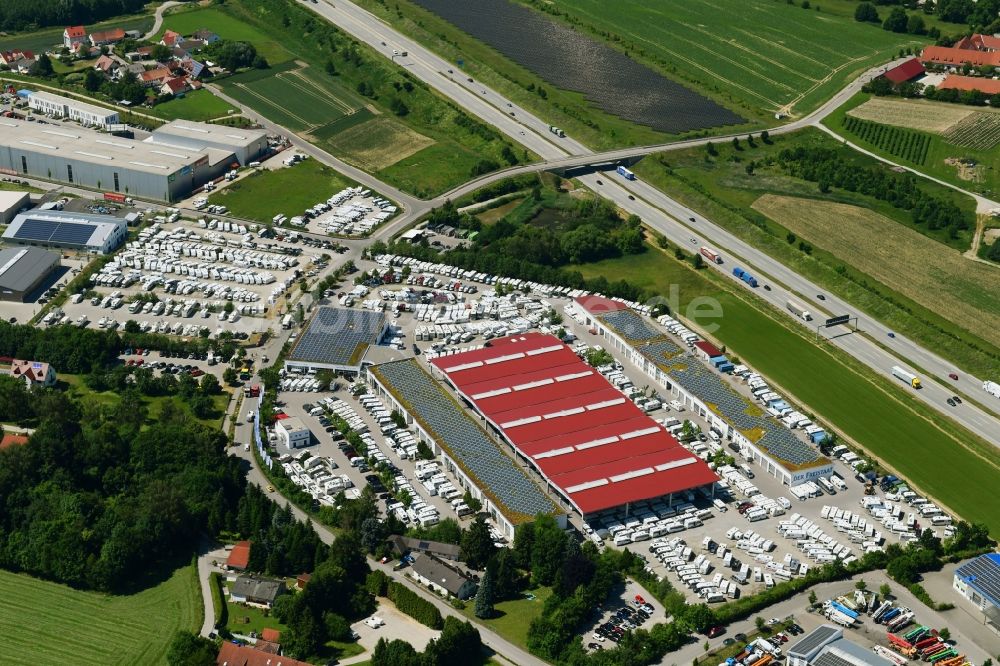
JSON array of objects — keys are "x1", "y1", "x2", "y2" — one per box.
[
  {"x1": 227, "y1": 540, "x2": 251, "y2": 570},
  {"x1": 693, "y1": 340, "x2": 723, "y2": 358},
  {"x1": 573, "y1": 294, "x2": 628, "y2": 315},
  {"x1": 430, "y1": 333, "x2": 718, "y2": 514},
  {"x1": 884, "y1": 58, "x2": 925, "y2": 84},
  {"x1": 921, "y1": 46, "x2": 1000, "y2": 67},
  {"x1": 938, "y1": 74, "x2": 1000, "y2": 95}
]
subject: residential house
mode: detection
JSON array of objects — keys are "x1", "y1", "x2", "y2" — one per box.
[
  {"x1": 140, "y1": 66, "x2": 172, "y2": 88},
  {"x1": 230, "y1": 575, "x2": 287, "y2": 609},
  {"x1": 389, "y1": 534, "x2": 462, "y2": 562},
  {"x1": 93, "y1": 54, "x2": 125, "y2": 79},
  {"x1": 160, "y1": 30, "x2": 182, "y2": 48},
  {"x1": 63, "y1": 26, "x2": 87, "y2": 49},
  {"x1": 0, "y1": 432, "x2": 28, "y2": 451},
  {"x1": 160, "y1": 77, "x2": 189, "y2": 97},
  {"x1": 409, "y1": 554, "x2": 477, "y2": 600},
  {"x1": 295, "y1": 572, "x2": 311, "y2": 589},
  {"x1": 179, "y1": 57, "x2": 207, "y2": 80},
  {"x1": 7, "y1": 359, "x2": 56, "y2": 388},
  {"x1": 193, "y1": 29, "x2": 221, "y2": 44},
  {"x1": 921, "y1": 35, "x2": 1000, "y2": 69},
  {"x1": 954, "y1": 33, "x2": 1000, "y2": 53},
  {"x1": 216, "y1": 642, "x2": 313, "y2": 666},
  {"x1": 0, "y1": 50, "x2": 37, "y2": 74},
  {"x1": 175, "y1": 39, "x2": 206, "y2": 55},
  {"x1": 255, "y1": 628, "x2": 282, "y2": 654},
  {"x1": 89, "y1": 28, "x2": 126, "y2": 47},
  {"x1": 226, "y1": 540, "x2": 251, "y2": 571}
]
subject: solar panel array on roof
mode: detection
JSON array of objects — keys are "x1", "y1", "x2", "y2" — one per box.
[
  {"x1": 372, "y1": 358, "x2": 557, "y2": 522},
  {"x1": 637, "y1": 339, "x2": 683, "y2": 363},
  {"x1": 13, "y1": 219, "x2": 96, "y2": 246},
  {"x1": 956, "y1": 554, "x2": 1000, "y2": 607},
  {"x1": 598, "y1": 309, "x2": 660, "y2": 342},
  {"x1": 788, "y1": 625, "x2": 841, "y2": 659},
  {"x1": 288, "y1": 307, "x2": 387, "y2": 367}
]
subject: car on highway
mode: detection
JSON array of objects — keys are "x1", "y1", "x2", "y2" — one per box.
[
  {"x1": 596, "y1": 179, "x2": 603, "y2": 185},
  {"x1": 817, "y1": 294, "x2": 826, "y2": 300},
  {"x1": 266, "y1": 485, "x2": 275, "y2": 492},
  {"x1": 953, "y1": 395, "x2": 962, "y2": 404},
  {"x1": 628, "y1": 194, "x2": 635, "y2": 200},
  {"x1": 888, "y1": 331, "x2": 896, "y2": 338},
  {"x1": 763, "y1": 284, "x2": 771, "y2": 291},
  {"x1": 948, "y1": 398, "x2": 956, "y2": 407},
  {"x1": 949, "y1": 372, "x2": 959, "y2": 380}
]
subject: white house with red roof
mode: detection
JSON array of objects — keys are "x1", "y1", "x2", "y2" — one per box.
[
  {"x1": 6, "y1": 359, "x2": 57, "y2": 388},
  {"x1": 160, "y1": 30, "x2": 182, "y2": 48},
  {"x1": 89, "y1": 27, "x2": 126, "y2": 47},
  {"x1": 63, "y1": 26, "x2": 87, "y2": 48}
]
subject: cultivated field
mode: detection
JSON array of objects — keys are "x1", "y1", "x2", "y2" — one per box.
[
  {"x1": 752, "y1": 194, "x2": 1000, "y2": 349},
  {"x1": 327, "y1": 117, "x2": 435, "y2": 171},
  {"x1": 0, "y1": 565, "x2": 201, "y2": 665},
  {"x1": 942, "y1": 113, "x2": 1000, "y2": 150},
  {"x1": 842, "y1": 117, "x2": 930, "y2": 165},
  {"x1": 535, "y1": 0, "x2": 923, "y2": 118},
  {"x1": 847, "y1": 97, "x2": 975, "y2": 134}
]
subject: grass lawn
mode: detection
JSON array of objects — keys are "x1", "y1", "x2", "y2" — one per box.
[
  {"x1": 225, "y1": 597, "x2": 286, "y2": 635},
  {"x1": 573, "y1": 245, "x2": 1000, "y2": 536},
  {"x1": 824, "y1": 92, "x2": 1000, "y2": 200},
  {"x1": 0, "y1": 14, "x2": 154, "y2": 54},
  {"x1": 209, "y1": 160, "x2": 355, "y2": 224},
  {"x1": 0, "y1": 563, "x2": 201, "y2": 666},
  {"x1": 0, "y1": 181, "x2": 43, "y2": 194},
  {"x1": 145, "y1": 89, "x2": 238, "y2": 122},
  {"x1": 460, "y1": 586, "x2": 552, "y2": 651},
  {"x1": 159, "y1": 7, "x2": 294, "y2": 66},
  {"x1": 630, "y1": 128, "x2": 1000, "y2": 381}
]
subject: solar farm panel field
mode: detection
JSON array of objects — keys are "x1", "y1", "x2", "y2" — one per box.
[{"x1": 530, "y1": 0, "x2": 923, "y2": 119}]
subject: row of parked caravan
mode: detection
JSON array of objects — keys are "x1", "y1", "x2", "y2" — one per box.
[
  {"x1": 280, "y1": 367, "x2": 326, "y2": 393},
  {"x1": 592, "y1": 358, "x2": 664, "y2": 414},
  {"x1": 586, "y1": 496, "x2": 713, "y2": 548},
  {"x1": 389, "y1": 474, "x2": 441, "y2": 528},
  {"x1": 139, "y1": 223, "x2": 297, "y2": 270},
  {"x1": 317, "y1": 396, "x2": 368, "y2": 434},
  {"x1": 858, "y1": 494, "x2": 953, "y2": 541},
  {"x1": 821, "y1": 503, "x2": 892, "y2": 550},
  {"x1": 414, "y1": 461, "x2": 473, "y2": 517},
  {"x1": 655, "y1": 314, "x2": 701, "y2": 347},
  {"x1": 279, "y1": 450, "x2": 356, "y2": 506},
  {"x1": 776, "y1": 511, "x2": 865, "y2": 568}
]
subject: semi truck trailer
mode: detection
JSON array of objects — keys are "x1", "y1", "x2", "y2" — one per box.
[
  {"x1": 700, "y1": 246, "x2": 723, "y2": 264},
  {"x1": 616, "y1": 165, "x2": 636, "y2": 181},
  {"x1": 891, "y1": 366, "x2": 922, "y2": 389},
  {"x1": 786, "y1": 300, "x2": 813, "y2": 321},
  {"x1": 732, "y1": 267, "x2": 759, "y2": 288}
]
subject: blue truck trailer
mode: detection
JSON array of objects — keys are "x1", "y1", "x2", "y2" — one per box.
[{"x1": 732, "y1": 267, "x2": 759, "y2": 288}]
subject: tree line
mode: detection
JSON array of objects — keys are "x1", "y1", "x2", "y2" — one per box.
[
  {"x1": 0, "y1": 0, "x2": 149, "y2": 32},
  {"x1": 853, "y1": 0, "x2": 1000, "y2": 36}
]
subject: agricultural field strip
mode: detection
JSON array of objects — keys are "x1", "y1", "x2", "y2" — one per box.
[
  {"x1": 751, "y1": 194, "x2": 1000, "y2": 350},
  {"x1": 942, "y1": 113, "x2": 1000, "y2": 150},
  {"x1": 847, "y1": 97, "x2": 975, "y2": 133},
  {"x1": 843, "y1": 117, "x2": 930, "y2": 164},
  {"x1": 229, "y1": 82, "x2": 314, "y2": 128},
  {"x1": 282, "y1": 70, "x2": 357, "y2": 114}
]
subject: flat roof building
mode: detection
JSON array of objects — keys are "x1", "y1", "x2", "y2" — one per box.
[
  {"x1": 286, "y1": 307, "x2": 389, "y2": 375},
  {"x1": 953, "y1": 553, "x2": 1000, "y2": 632},
  {"x1": 28, "y1": 91, "x2": 120, "y2": 129},
  {"x1": 275, "y1": 416, "x2": 311, "y2": 449},
  {"x1": 0, "y1": 247, "x2": 60, "y2": 301},
  {"x1": 430, "y1": 332, "x2": 719, "y2": 516},
  {"x1": 147, "y1": 119, "x2": 268, "y2": 165},
  {"x1": 0, "y1": 190, "x2": 30, "y2": 224},
  {"x1": 4, "y1": 210, "x2": 126, "y2": 254},
  {"x1": 788, "y1": 625, "x2": 892, "y2": 666},
  {"x1": 0, "y1": 119, "x2": 225, "y2": 201}
]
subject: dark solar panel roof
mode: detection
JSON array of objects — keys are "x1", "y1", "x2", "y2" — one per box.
[
  {"x1": 956, "y1": 554, "x2": 1000, "y2": 608},
  {"x1": 597, "y1": 309, "x2": 660, "y2": 342},
  {"x1": 372, "y1": 359, "x2": 557, "y2": 523},
  {"x1": 788, "y1": 625, "x2": 841, "y2": 658},
  {"x1": 13, "y1": 219, "x2": 97, "y2": 246},
  {"x1": 288, "y1": 307, "x2": 387, "y2": 367}
]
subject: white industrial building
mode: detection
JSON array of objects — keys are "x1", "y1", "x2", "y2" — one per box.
[
  {"x1": 28, "y1": 91, "x2": 120, "y2": 129},
  {"x1": 3, "y1": 210, "x2": 127, "y2": 254},
  {"x1": 275, "y1": 416, "x2": 311, "y2": 449},
  {"x1": 147, "y1": 120, "x2": 268, "y2": 166}
]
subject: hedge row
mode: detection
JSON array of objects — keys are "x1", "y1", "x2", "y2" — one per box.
[
  {"x1": 210, "y1": 572, "x2": 228, "y2": 631},
  {"x1": 388, "y1": 580, "x2": 444, "y2": 630}
]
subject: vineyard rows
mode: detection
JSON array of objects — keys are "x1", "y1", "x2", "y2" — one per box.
[
  {"x1": 844, "y1": 116, "x2": 930, "y2": 165},
  {"x1": 942, "y1": 112, "x2": 1000, "y2": 150}
]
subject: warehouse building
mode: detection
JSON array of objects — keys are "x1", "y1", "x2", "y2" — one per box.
[
  {"x1": 0, "y1": 247, "x2": 60, "y2": 301},
  {"x1": 953, "y1": 553, "x2": 1000, "y2": 633},
  {"x1": 571, "y1": 296, "x2": 833, "y2": 486},
  {"x1": 0, "y1": 119, "x2": 231, "y2": 201},
  {"x1": 27, "y1": 91, "x2": 120, "y2": 129},
  {"x1": 4, "y1": 210, "x2": 126, "y2": 254},
  {"x1": 788, "y1": 625, "x2": 892, "y2": 666},
  {"x1": 430, "y1": 332, "x2": 719, "y2": 518},
  {"x1": 147, "y1": 120, "x2": 268, "y2": 165},
  {"x1": 0, "y1": 190, "x2": 30, "y2": 224},
  {"x1": 286, "y1": 307, "x2": 389, "y2": 375}
]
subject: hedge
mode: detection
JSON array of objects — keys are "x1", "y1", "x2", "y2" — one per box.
[
  {"x1": 210, "y1": 572, "x2": 228, "y2": 630},
  {"x1": 367, "y1": 570, "x2": 390, "y2": 597},
  {"x1": 388, "y1": 580, "x2": 444, "y2": 629}
]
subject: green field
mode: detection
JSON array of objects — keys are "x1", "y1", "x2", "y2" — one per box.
[
  {"x1": 158, "y1": 7, "x2": 293, "y2": 67},
  {"x1": 0, "y1": 564, "x2": 201, "y2": 666},
  {"x1": 146, "y1": 89, "x2": 238, "y2": 122},
  {"x1": 209, "y1": 159, "x2": 354, "y2": 224},
  {"x1": 572, "y1": 245, "x2": 1000, "y2": 535},
  {"x1": 631, "y1": 128, "x2": 1000, "y2": 380},
  {"x1": 0, "y1": 14, "x2": 154, "y2": 54},
  {"x1": 460, "y1": 587, "x2": 552, "y2": 651},
  {"x1": 825, "y1": 93, "x2": 1000, "y2": 199}
]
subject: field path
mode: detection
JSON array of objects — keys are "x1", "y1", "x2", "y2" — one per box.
[{"x1": 142, "y1": 1, "x2": 183, "y2": 40}]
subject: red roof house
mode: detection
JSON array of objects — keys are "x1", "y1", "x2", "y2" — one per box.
[
  {"x1": 260, "y1": 628, "x2": 281, "y2": 643},
  {"x1": 140, "y1": 66, "x2": 172, "y2": 86},
  {"x1": 0, "y1": 433, "x2": 28, "y2": 451},
  {"x1": 160, "y1": 77, "x2": 189, "y2": 96},
  {"x1": 938, "y1": 74, "x2": 1000, "y2": 95},
  {"x1": 883, "y1": 58, "x2": 925, "y2": 84},
  {"x1": 920, "y1": 45, "x2": 1000, "y2": 68},
  {"x1": 64, "y1": 26, "x2": 87, "y2": 47},
  {"x1": 8, "y1": 359, "x2": 56, "y2": 388},
  {"x1": 226, "y1": 540, "x2": 251, "y2": 571},
  {"x1": 161, "y1": 30, "x2": 182, "y2": 47},
  {"x1": 89, "y1": 28, "x2": 126, "y2": 46},
  {"x1": 216, "y1": 642, "x2": 312, "y2": 666}
]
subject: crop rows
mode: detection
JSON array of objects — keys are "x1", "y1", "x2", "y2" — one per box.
[
  {"x1": 942, "y1": 112, "x2": 1000, "y2": 150},
  {"x1": 844, "y1": 116, "x2": 930, "y2": 165}
]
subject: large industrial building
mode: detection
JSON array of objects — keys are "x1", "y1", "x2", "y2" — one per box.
[
  {"x1": 0, "y1": 247, "x2": 60, "y2": 301},
  {"x1": 429, "y1": 332, "x2": 719, "y2": 517},
  {"x1": 3, "y1": 210, "x2": 126, "y2": 254},
  {"x1": 286, "y1": 307, "x2": 390, "y2": 375},
  {"x1": 571, "y1": 296, "x2": 833, "y2": 486},
  {"x1": 0, "y1": 118, "x2": 233, "y2": 201},
  {"x1": 953, "y1": 553, "x2": 1000, "y2": 633},
  {"x1": 146, "y1": 120, "x2": 268, "y2": 165},
  {"x1": 788, "y1": 625, "x2": 892, "y2": 666},
  {"x1": 28, "y1": 91, "x2": 120, "y2": 129}
]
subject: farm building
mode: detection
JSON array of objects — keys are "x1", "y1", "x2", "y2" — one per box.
[
  {"x1": 367, "y1": 357, "x2": 563, "y2": 540},
  {"x1": 882, "y1": 58, "x2": 925, "y2": 85},
  {"x1": 409, "y1": 554, "x2": 477, "y2": 599},
  {"x1": 953, "y1": 553, "x2": 1000, "y2": 632},
  {"x1": 0, "y1": 247, "x2": 60, "y2": 301},
  {"x1": 570, "y1": 296, "x2": 833, "y2": 486},
  {"x1": 0, "y1": 191, "x2": 30, "y2": 224},
  {"x1": 147, "y1": 120, "x2": 268, "y2": 166},
  {"x1": 920, "y1": 45, "x2": 1000, "y2": 69},
  {"x1": 788, "y1": 625, "x2": 892, "y2": 666},
  {"x1": 285, "y1": 307, "x2": 389, "y2": 375},
  {"x1": 226, "y1": 540, "x2": 251, "y2": 571},
  {"x1": 938, "y1": 75, "x2": 1000, "y2": 96},
  {"x1": 0, "y1": 432, "x2": 28, "y2": 451},
  {"x1": 274, "y1": 416, "x2": 311, "y2": 449},
  {"x1": 3, "y1": 210, "x2": 126, "y2": 254},
  {"x1": 428, "y1": 332, "x2": 719, "y2": 517},
  {"x1": 230, "y1": 575, "x2": 286, "y2": 608},
  {"x1": 0, "y1": 120, "x2": 228, "y2": 201},
  {"x1": 27, "y1": 91, "x2": 120, "y2": 129}
]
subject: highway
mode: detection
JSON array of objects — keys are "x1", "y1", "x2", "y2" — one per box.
[{"x1": 300, "y1": 0, "x2": 1000, "y2": 443}]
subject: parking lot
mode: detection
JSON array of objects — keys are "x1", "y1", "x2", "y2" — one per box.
[{"x1": 348, "y1": 602, "x2": 438, "y2": 663}]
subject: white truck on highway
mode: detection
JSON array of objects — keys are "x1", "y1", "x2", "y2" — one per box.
[
  {"x1": 984, "y1": 380, "x2": 1000, "y2": 399},
  {"x1": 786, "y1": 300, "x2": 813, "y2": 321},
  {"x1": 891, "y1": 365, "x2": 922, "y2": 389}
]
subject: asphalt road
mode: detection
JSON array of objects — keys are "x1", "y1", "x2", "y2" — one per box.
[{"x1": 298, "y1": 0, "x2": 1000, "y2": 440}]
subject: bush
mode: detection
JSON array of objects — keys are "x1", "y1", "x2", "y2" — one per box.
[
  {"x1": 387, "y1": 581, "x2": 444, "y2": 629},
  {"x1": 366, "y1": 570, "x2": 389, "y2": 597}
]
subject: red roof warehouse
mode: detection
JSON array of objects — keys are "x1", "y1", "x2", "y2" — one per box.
[
  {"x1": 883, "y1": 58, "x2": 925, "y2": 84},
  {"x1": 430, "y1": 333, "x2": 718, "y2": 515}
]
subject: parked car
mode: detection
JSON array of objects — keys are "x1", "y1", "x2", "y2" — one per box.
[{"x1": 707, "y1": 626, "x2": 725, "y2": 638}]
